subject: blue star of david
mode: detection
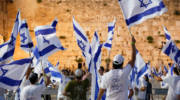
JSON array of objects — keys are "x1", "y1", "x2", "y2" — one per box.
[
  {"x1": 20, "y1": 33, "x2": 27, "y2": 43},
  {"x1": 77, "y1": 40, "x2": 86, "y2": 51},
  {"x1": 134, "y1": 66, "x2": 138, "y2": 74},
  {"x1": 43, "y1": 37, "x2": 50, "y2": 44},
  {"x1": 9, "y1": 35, "x2": 16, "y2": 46},
  {"x1": 138, "y1": 0, "x2": 152, "y2": 8},
  {"x1": 0, "y1": 67, "x2": 8, "y2": 77}
]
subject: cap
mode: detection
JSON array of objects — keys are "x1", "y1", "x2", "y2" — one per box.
[
  {"x1": 75, "y1": 69, "x2": 83, "y2": 77},
  {"x1": 113, "y1": 54, "x2": 124, "y2": 65}
]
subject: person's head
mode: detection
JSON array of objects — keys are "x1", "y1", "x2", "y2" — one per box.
[
  {"x1": 144, "y1": 74, "x2": 149, "y2": 82},
  {"x1": 75, "y1": 69, "x2": 83, "y2": 80},
  {"x1": 112, "y1": 54, "x2": 124, "y2": 69},
  {"x1": 98, "y1": 66, "x2": 105, "y2": 75},
  {"x1": 173, "y1": 67, "x2": 180, "y2": 76},
  {"x1": 62, "y1": 69, "x2": 69, "y2": 76},
  {"x1": 29, "y1": 73, "x2": 38, "y2": 84},
  {"x1": 78, "y1": 63, "x2": 82, "y2": 69}
]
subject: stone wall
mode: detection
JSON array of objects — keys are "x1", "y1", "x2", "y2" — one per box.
[{"x1": 0, "y1": 0, "x2": 180, "y2": 70}]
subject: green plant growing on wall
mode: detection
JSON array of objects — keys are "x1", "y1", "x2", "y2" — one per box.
[
  {"x1": 37, "y1": 0, "x2": 42, "y2": 3},
  {"x1": 175, "y1": 40, "x2": 180, "y2": 44},
  {"x1": 75, "y1": 58, "x2": 83, "y2": 63},
  {"x1": 59, "y1": 36, "x2": 66, "y2": 39},
  {"x1": 147, "y1": 36, "x2": 154, "y2": 43},
  {"x1": 174, "y1": 10, "x2": 180, "y2": 16}
]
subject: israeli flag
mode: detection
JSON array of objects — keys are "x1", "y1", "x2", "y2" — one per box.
[
  {"x1": 0, "y1": 58, "x2": 32, "y2": 90},
  {"x1": 89, "y1": 32, "x2": 104, "y2": 100},
  {"x1": 19, "y1": 20, "x2": 34, "y2": 53},
  {"x1": 104, "y1": 19, "x2": 116, "y2": 50},
  {"x1": 73, "y1": 17, "x2": 90, "y2": 58},
  {"x1": 0, "y1": 11, "x2": 21, "y2": 64},
  {"x1": 34, "y1": 19, "x2": 65, "y2": 59},
  {"x1": 163, "y1": 26, "x2": 171, "y2": 41},
  {"x1": 47, "y1": 61, "x2": 62, "y2": 83},
  {"x1": 131, "y1": 50, "x2": 149, "y2": 86},
  {"x1": 118, "y1": 0, "x2": 167, "y2": 28},
  {"x1": 162, "y1": 40, "x2": 180, "y2": 67}
]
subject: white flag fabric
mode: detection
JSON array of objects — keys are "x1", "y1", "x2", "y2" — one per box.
[
  {"x1": 48, "y1": 62, "x2": 62, "y2": 83},
  {"x1": 118, "y1": 0, "x2": 167, "y2": 28},
  {"x1": 104, "y1": 19, "x2": 116, "y2": 50},
  {"x1": 34, "y1": 19, "x2": 65, "y2": 59},
  {"x1": 130, "y1": 49, "x2": 149, "y2": 87},
  {"x1": 73, "y1": 17, "x2": 92, "y2": 69},
  {"x1": 163, "y1": 26, "x2": 171, "y2": 41},
  {"x1": 19, "y1": 20, "x2": 34, "y2": 53},
  {"x1": 0, "y1": 58, "x2": 32, "y2": 90},
  {"x1": 73, "y1": 17, "x2": 90, "y2": 58},
  {"x1": 0, "y1": 11, "x2": 21, "y2": 64},
  {"x1": 89, "y1": 32, "x2": 104, "y2": 100}
]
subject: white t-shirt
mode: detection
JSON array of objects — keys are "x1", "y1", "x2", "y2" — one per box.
[
  {"x1": 176, "y1": 79, "x2": 180, "y2": 95},
  {"x1": 100, "y1": 64, "x2": 132, "y2": 100},
  {"x1": 15, "y1": 77, "x2": 30, "y2": 100},
  {"x1": 20, "y1": 84, "x2": 45, "y2": 100},
  {"x1": 137, "y1": 77, "x2": 147, "y2": 100},
  {"x1": 163, "y1": 75, "x2": 180, "y2": 100},
  {"x1": 57, "y1": 76, "x2": 71, "y2": 99}
]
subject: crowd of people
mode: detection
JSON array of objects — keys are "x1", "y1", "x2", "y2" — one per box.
[{"x1": 0, "y1": 36, "x2": 179, "y2": 100}]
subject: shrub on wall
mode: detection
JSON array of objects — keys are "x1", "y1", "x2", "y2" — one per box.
[{"x1": 147, "y1": 36, "x2": 154, "y2": 43}]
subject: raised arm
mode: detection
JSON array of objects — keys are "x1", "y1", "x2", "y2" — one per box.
[{"x1": 128, "y1": 35, "x2": 136, "y2": 68}]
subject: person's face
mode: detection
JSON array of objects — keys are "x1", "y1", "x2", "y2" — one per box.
[{"x1": 98, "y1": 69, "x2": 104, "y2": 75}]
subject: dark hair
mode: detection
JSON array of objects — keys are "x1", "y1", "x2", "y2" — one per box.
[
  {"x1": 78, "y1": 63, "x2": 82, "y2": 69},
  {"x1": 76, "y1": 76, "x2": 82, "y2": 80},
  {"x1": 99, "y1": 66, "x2": 104, "y2": 71},
  {"x1": 112, "y1": 62, "x2": 123, "y2": 69},
  {"x1": 29, "y1": 73, "x2": 38, "y2": 84},
  {"x1": 144, "y1": 74, "x2": 149, "y2": 82},
  {"x1": 173, "y1": 67, "x2": 180, "y2": 75}
]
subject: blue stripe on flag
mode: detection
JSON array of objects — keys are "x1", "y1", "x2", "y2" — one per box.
[
  {"x1": 0, "y1": 48, "x2": 15, "y2": 62},
  {"x1": 126, "y1": 2, "x2": 165, "y2": 26},
  {"x1": 35, "y1": 28, "x2": 56, "y2": 36},
  {"x1": 20, "y1": 23, "x2": 28, "y2": 29},
  {"x1": 0, "y1": 77, "x2": 22, "y2": 86},
  {"x1": 163, "y1": 42, "x2": 173, "y2": 56},
  {"x1": 73, "y1": 23, "x2": 88, "y2": 42},
  {"x1": 165, "y1": 33, "x2": 171, "y2": 40},
  {"x1": 103, "y1": 43, "x2": 111, "y2": 48},
  {"x1": 51, "y1": 71, "x2": 62, "y2": 78},
  {"x1": 39, "y1": 45, "x2": 57, "y2": 56},
  {"x1": 108, "y1": 26, "x2": 114, "y2": 32},
  {"x1": 20, "y1": 42, "x2": 34, "y2": 48},
  {"x1": 44, "y1": 67, "x2": 50, "y2": 74},
  {"x1": 0, "y1": 58, "x2": 32, "y2": 67},
  {"x1": 136, "y1": 64, "x2": 148, "y2": 85}
]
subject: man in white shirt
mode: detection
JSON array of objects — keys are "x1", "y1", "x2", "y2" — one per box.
[
  {"x1": 153, "y1": 67, "x2": 180, "y2": 100},
  {"x1": 97, "y1": 36, "x2": 136, "y2": 100},
  {"x1": 57, "y1": 69, "x2": 71, "y2": 100},
  {"x1": 20, "y1": 73, "x2": 50, "y2": 100}
]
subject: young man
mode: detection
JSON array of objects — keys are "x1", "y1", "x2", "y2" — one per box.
[
  {"x1": 64, "y1": 69, "x2": 90, "y2": 100},
  {"x1": 20, "y1": 73, "x2": 50, "y2": 100},
  {"x1": 97, "y1": 36, "x2": 136, "y2": 100},
  {"x1": 153, "y1": 67, "x2": 180, "y2": 100},
  {"x1": 98, "y1": 66, "x2": 105, "y2": 86}
]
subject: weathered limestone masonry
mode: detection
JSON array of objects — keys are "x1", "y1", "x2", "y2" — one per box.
[{"x1": 0, "y1": 0, "x2": 180, "y2": 70}]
